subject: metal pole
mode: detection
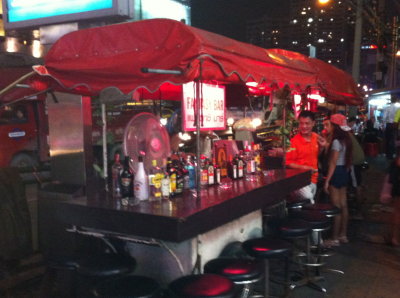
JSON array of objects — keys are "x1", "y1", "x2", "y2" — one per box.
[
  {"x1": 195, "y1": 81, "x2": 201, "y2": 197},
  {"x1": 101, "y1": 103, "x2": 108, "y2": 191},
  {"x1": 351, "y1": 0, "x2": 363, "y2": 83}
]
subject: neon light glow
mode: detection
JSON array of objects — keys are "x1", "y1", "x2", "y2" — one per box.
[{"x1": 6, "y1": 0, "x2": 113, "y2": 22}]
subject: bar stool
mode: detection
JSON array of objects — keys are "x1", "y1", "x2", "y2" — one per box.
[
  {"x1": 204, "y1": 258, "x2": 263, "y2": 298},
  {"x1": 303, "y1": 203, "x2": 340, "y2": 218},
  {"x1": 289, "y1": 210, "x2": 331, "y2": 293},
  {"x1": 93, "y1": 275, "x2": 163, "y2": 298},
  {"x1": 273, "y1": 218, "x2": 313, "y2": 258},
  {"x1": 77, "y1": 253, "x2": 137, "y2": 297},
  {"x1": 302, "y1": 203, "x2": 344, "y2": 275},
  {"x1": 39, "y1": 254, "x2": 81, "y2": 297},
  {"x1": 168, "y1": 273, "x2": 236, "y2": 298},
  {"x1": 242, "y1": 238, "x2": 292, "y2": 297},
  {"x1": 286, "y1": 198, "x2": 311, "y2": 212}
]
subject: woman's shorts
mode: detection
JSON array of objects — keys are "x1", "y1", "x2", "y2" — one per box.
[{"x1": 330, "y1": 165, "x2": 349, "y2": 188}]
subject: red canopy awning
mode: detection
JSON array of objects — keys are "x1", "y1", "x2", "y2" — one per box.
[
  {"x1": 266, "y1": 49, "x2": 364, "y2": 105},
  {"x1": 33, "y1": 19, "x2": 318, "y2": 95},
  {"x1": 30, "y1": 18, "x2": 362, "y2": 105}
]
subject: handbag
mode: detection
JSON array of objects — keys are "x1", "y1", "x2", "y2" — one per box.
[{"x1": 380, "y1": 174, "x2": 393, "y2": 204}]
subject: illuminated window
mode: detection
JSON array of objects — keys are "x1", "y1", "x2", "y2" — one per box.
[
  {"x1": 340, "y1": 38, "x2": 344, "y2": 42},
  {"x1": 293, "y1": 19, "x2": 298, "y2": 24},
  {"x1": 301, "y1": 11, "x2": 306, "y2": 15},
  {"x1": 328, "y1": 60, "x2": 332, "y2": 63},
  {"x1": 308, "y1": 18, "x2": 313, "y2": 23},
  {"x1": 318, "y1": 39, "x2": 325, "y2": 43}
]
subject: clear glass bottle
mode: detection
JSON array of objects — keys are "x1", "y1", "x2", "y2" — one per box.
[{"x1": 134, "y1": 155, "x2": 149, "y2": 201}]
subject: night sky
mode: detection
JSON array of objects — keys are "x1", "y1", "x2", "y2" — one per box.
[{"x1": 191, "y1": 0, "x2": 288, "y2": 42}]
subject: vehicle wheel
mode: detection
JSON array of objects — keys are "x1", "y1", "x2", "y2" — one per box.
[{"x1": 10, "y1": 153, "x2": 39, "y2": 168}]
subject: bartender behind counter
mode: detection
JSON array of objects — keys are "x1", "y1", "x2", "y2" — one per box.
[{"x1": 286, "y1": 110, "x2": 325, "y2": 204}]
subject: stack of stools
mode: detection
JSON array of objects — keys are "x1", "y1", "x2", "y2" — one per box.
[
  {"x1": 168, "y1": 273, "x2": 236, "y2": 298},
  {"x1": 204, "y1": 258, "x2": 263, "y2": 298},
  {"x1": 241, "y1": 238, "x2": 292, "y2": 297},
  {"x1": 289, "y1": 210, "x2": 331, "y2": 293}
]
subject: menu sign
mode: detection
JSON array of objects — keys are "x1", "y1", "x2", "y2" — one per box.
[{"x1": 182, "y1": 82, "x2": 226, "y2": 131}]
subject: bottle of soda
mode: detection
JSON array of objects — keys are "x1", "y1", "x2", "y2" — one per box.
[
  {"x1": 120, "y1": 156, "x2": 133, "y2": 198},
  {"x1": 111, "y1": 153, "x2": 123, "y2": 198}
]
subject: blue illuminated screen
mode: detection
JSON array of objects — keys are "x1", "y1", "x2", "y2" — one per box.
[{"x1": 6, "y1": 0, "x2": 113, "y2": 22}]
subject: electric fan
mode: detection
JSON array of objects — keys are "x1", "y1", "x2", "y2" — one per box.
[{"x1": 123, "y1": 112, "x2": 171, "y2": 172}]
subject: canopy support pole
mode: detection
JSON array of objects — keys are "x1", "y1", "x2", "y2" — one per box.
[
  {"x1": 101, "y1": 103, "x2": 109, "y2": 191},
  {"x1": 0, "y1": 71, "x2": 36, "y2": 97},
  {"x1": 195, "y1": 80, "x2": 201, "y2": 197}
]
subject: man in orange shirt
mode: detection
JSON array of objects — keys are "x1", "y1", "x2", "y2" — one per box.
[{"x1": 286, "y1": 110, "x2": 324, "y2": 203}]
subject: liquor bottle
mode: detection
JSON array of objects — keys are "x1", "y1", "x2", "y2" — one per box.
[
  {"x1": 186, "y1": 155, "x2": 196, "y2": 189},
  {"x1": 253, "y1": 143, "x2": 262, "y2": 172},
  {"x1": 246, "y1": 145, "x2": 256, "y2": 174},
  {"x1": 237, "y1": 153, "x2": 244, "y2": 179},
  {"x1": 161, "y1": 172, "x2": 170, "y2": 199},
  {"x1": 120, "y1": 156, "x2": 133, "y2": 198},
  {"x1": 111, "y1": 153, "x2": 123, "y2": 198},
  {"x1": 228, "y1": 155, "x2": 237, "y2": 180},
  {"x1": 220, "y1": 145, "x2": 228, "y2": 178},
  {"x1": 134, "y1": 155, "x2": 149, "y2": 201},
  {"x1": 207, "y1": 158, "x2": 215, "y2": 185},
  {"x1": 213, "y1": 157, "x2": 221, "y2": 184},
  {"x1": 148, "y1": 159, "x2": 163, "y2": 201},
  {"x1": 175, "y1": 159, "x2": 184, "y2": 195},
  {"x1": 200, "y1": 155, "x2": 208, "y2": 187},
  {"x1": 167, "y1": 158, "x2": 177, "y2": 196}
]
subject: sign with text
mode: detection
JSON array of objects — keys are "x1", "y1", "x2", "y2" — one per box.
[{"x1": 182, "y1": 82, "x2": 226, "y2": 131}]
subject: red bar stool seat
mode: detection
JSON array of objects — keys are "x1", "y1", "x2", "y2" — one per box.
[
  {"x1": 242, "y1": 238, "x2": 292, "y2": 297},
  {"x1": 93, "y1": 275, "x2": 163, "y2": 298},
  {"x1": 204, "y1": 258, "x2": 263, "y2": 297},
  {"x1": 168, "y1": 273, "x2": 236, "y2": 298}
]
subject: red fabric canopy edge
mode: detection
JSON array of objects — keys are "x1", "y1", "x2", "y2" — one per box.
[{"x1": 30, "y1": 18, "x2": 362, "y2": 105}]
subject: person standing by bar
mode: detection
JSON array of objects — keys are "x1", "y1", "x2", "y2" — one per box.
[
  {"x1": 286, "y1": 110, "x2": 325, "y2": 204},
  {"x1": 322, "y1": 114, "x2": 353, "y2": 247}
]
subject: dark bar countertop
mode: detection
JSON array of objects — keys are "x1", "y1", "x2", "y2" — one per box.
[{"x1": 40, "y1": 169, "x2": 310, "y2": 242}]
